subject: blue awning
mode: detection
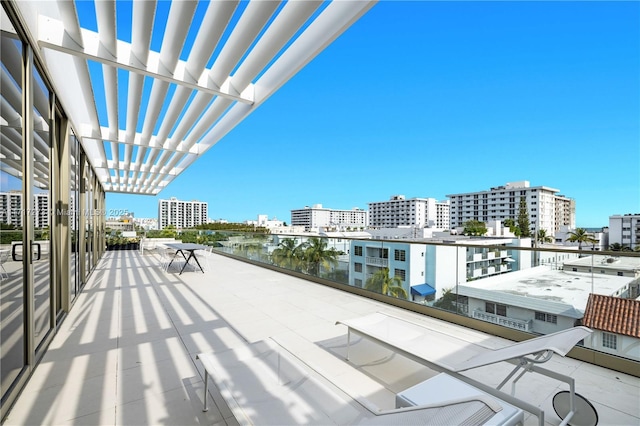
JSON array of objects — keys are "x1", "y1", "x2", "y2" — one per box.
[{"x1": 411, "y1": 283, "x2": 436, "y2": 297}]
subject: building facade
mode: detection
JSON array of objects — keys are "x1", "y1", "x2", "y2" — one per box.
[
  {"x1": 447, "y1": 181, "x2": 575, "y2": 236},
  {"x1": 348, "y1": 240, "x2": 429, "y2": 301},
  {"x1": 582, "y1": 294, "x2": 640, "y2": 362},
  {"x1": 368, "y1": 195, "x2": 450, "y2": 229},
  {"x1": 290, "y1": 204, "x2": 368, "y2": 231},
  {"x1": 0, "y1": 191, "x2": 25, "y2": 227},
  {"x1": 609, "y1": 214, "x2": 640, "y2": 250},
  {"x1": 0, "y1": 191, "x2": 51, "y2": 228},
  {"x1": 158, "y1": 197, "x2": 208, "y2": 230}
]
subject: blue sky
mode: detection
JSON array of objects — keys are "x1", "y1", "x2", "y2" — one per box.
[{"x1": 106, "y1": 1, "x2": 639, "y2": 228}]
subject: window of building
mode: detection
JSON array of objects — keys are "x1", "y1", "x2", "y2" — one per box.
[
  {"x1": 394, "y1": 268, "x2": 406, "y2": 281},
  {"x1": 602, "y1": 332, "x2": 617, "y2": 350},
  {"x1": 486, "y1": 302, "x2": 507, "y2": 317},
  {"x1": 617, "y1": 272, "x2": 623, "y2": 276},
  {"x1": 535, "y1": 312, "x2": 558, "y2": 324},
  {"x1": 394, "y1": 249, "x2": 406, "y2": 261},
  {"x1": 354, "y1": 246, "x2": 362, "y2": 256},
  {"x1": 354, "y1": 279, "x2": 363, "y2": 288},
  {"x1": 354, "y1": 263, "x2": 362, "y2": 272}
]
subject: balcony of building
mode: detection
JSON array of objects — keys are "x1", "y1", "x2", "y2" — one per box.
[{"x1": 3, "y1": 247, "x2": 639, "y2": 425}]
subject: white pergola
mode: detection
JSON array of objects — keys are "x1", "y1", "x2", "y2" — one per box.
[{"x1": 8, "y1": 0, "x2": 376, "y2": 194}]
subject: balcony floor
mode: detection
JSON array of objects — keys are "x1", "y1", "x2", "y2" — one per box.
[{"x1": 4, "y1": 250, "x2": 639, "y2": 425}]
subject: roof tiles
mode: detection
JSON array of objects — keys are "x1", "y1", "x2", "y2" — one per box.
[{"x1": 582, "y1": 294, "x2": 640, "y2": 338}]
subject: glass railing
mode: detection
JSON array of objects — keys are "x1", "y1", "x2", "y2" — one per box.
[{"x1": 151, "y1": 230, "x2": 640, "y2": 366}]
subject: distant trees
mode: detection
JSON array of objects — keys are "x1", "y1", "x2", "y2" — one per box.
[
  {"x1": 608, "y1": 243, "x2": 631, "y2": 252},
  {"x1": 516, "y1": 197, "x2": 531, "y2": 237},
  {"x1": 432, "y1": 288, "x2": 463, "y2": 313},
  {"x1": 303, "y1": 237, "x2": 340, "y2": 276},
  {"x1": 565, "y1": 228, "x2": 597, "y2": 250},
  {"x1": 146, "y1": 224, "x2": 177, "y2": 238},
  {"x1": 364, "y1": 267, "x2": 408, "y2": 299},
  {"x1": 271, "y1": 237, "x2": 340, "y2": 276},
  {"x1": 535, "y1": 229, "x2": 554, "y2": 246},
  {"x1": 195, "y1": 223, "x2": 268, "y2": 233},
  {"x1": 271, "y1": 238, "x2": 304, "y2": 271},
  {"x1": 462, "y1": 220, "x2": 487, "y2": 236},
  {"x1": 503, "y1": 218, "x2": 517, "y2": 234}
]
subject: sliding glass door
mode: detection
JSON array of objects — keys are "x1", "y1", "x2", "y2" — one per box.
[{"x1": 0, "y1": 11, "x2": 26, "y2": 397}]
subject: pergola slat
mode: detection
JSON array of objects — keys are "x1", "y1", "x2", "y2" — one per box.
[{"x1": 8, "y1": 0, "x2": 376, "y2": 195}]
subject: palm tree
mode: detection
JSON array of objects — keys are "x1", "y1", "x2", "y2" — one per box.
[
  {"x1": 565, "y1": 228, "x2": 597, "y2": 250},
  {"x1": 302, "y1": 237, "x2": 339, "y2": 276},
  {"x1": 535, "y1": 229, "x2": 554, "y2": 246},
  {"x1": 271, "y1": 238, "x2": 304, "y2": 271},
  {"x1": 608, "y1": 243, "x2": 631, "y2": 252},
  {"x1": 432, "y1": 288, "x2": 458, "y2": 312},
  {"x1": 364, "y1": 267, "x2": 408, "y2": 299}
]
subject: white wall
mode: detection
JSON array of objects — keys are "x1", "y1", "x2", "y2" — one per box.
[{"x1": 584, "y1": 331, "x2": 640, "y2": 362}]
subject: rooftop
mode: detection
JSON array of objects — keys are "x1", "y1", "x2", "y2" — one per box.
[
  {"x1": 583, "y1": 294, "x2": 640, "y2": 338},
  {"x1": 462, "y1": 265, "x2": 633, "y2": 312},
  {"x1": 563, "y1": 255, "x2": 640, "y2": 273},
  {"x1": 4, "y1": 250, "x2": 639, "y2": 425}
]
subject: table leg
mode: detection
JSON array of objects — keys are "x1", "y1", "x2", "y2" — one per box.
[
  {"x1": 191, "y1": 253, "x2": 205, "y2": 273},
  {"x1": 175, "y1": 250, "x2": 190, "y2": 274},
  {"x1": 203, "y1": 371, "x2": 209, "y2": 412},
  {"x1": 180, "y1": 250, "x2": 205, "y2": 274},
  {"x1": 166, "y1": 251, "x2": 178, "y2": 270}
]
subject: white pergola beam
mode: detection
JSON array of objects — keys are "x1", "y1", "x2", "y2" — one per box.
[
  {"x1": 37, "y1": 17, "x2": 255, "y2": 104},
  {"x1": 23, "y1": 0, "x2": 376, "y2": 195}
]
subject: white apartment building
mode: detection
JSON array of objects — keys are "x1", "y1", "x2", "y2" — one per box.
[
  {"x1": 290, "y1": 204, "x2": 368, "y2": 231},
  {"x1": 447, "y1": 181, "x2": 575, "y2": 236},
  {"x1": 349, "y1": 240, "x2": 430, "y2": 302},
  {"x1": 368, "y1": 195, "x2": 450, "y2": 229},
  {"x1": 33, "y1": 193, "x2": 49, "y2": 229},
  {"x1": 0, "y1": 190, "x2": 24, "y2": 227},
  {"x1": 244, "y1": 215, "x2": 285, "y2": 231},
  {"x1": 609, "y1": 214, "x2": 640, "y2": 250},
  {"x1": 0, "y1": 191, "x2": 50, "y2": 228},
  {"x1": 134, "y1": 218, "x2": 159, "y2": 231},
  {"x1": 158, "y1": 197, "x2": 208, "y2": 230}
]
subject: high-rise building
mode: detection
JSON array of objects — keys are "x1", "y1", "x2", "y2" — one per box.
[
  {"x1": 0, "y1": 191, "x2": 50, "y2": 228},
  {"x1": 0, "y1": 190, "x2": 24, "y2": 227},
  {"x1": 447, "y1": 181, "x2": 575, "y2": 235},
  {"x1": 609, "y1": 214, "x2": 640, "y2": 249},
  {"x1": 368, "y1": 195, "x2": 450, "y2": 229},
  {"x1": 158, "y1": 197, "x2": 208, "y2": 230},
  {"x1": 33, "y1": 193, "x2": 49, "y2": 229},
  {"x1": 290, "y1": 204, "x2": 368, "y2": 231}
]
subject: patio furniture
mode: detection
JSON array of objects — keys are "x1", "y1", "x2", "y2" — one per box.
[
  {"x1": 160, "y1": 247, "x2": 183, "y2": 273},
  {"x1": 194, "y1": 245, "x2": 213, "y2": 272},
  {"x1": 0, "y1": 249, "x2": 9, "y2": 279},
  {"x1": 164, "y1": 243, "x2": 207, "y2": 275},
  {"x1": 336, "y1": 312, "x2": 597, "y2": 426},
  {"x1": 196, "y1": 338, "x2": 517, "y2": 425}
]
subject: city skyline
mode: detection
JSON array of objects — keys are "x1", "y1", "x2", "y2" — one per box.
[{"x1": 105, "y1": 1, "x2": 639, "y2": 227}]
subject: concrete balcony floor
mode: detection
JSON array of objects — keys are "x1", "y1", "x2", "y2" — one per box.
[{"x1": 4, "y1": 250, "x2": 639, "y2": 425}]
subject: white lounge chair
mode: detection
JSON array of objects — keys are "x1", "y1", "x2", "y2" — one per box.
[
  {"x1": 196, "y1": 338, "x2": 517, "y2": 425},
  {"x1": 336, "y1": 312, "x2": 598, "y2": 426}
]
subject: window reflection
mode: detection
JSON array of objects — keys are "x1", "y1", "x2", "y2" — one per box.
[{"x1": 0, "y1": 10, "x2": 25, "y2": 398}]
